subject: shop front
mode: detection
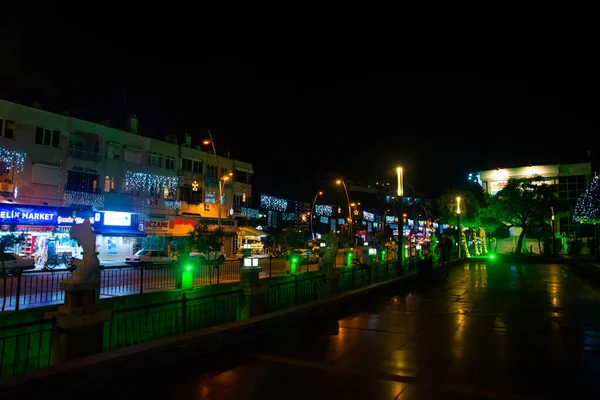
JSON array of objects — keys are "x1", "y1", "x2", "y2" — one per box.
[
  {"x1": 54, "y1": 208, "x2": 102, "y2": 265},
  {"x1": 142, "y1": 216, "x2": 172, "y2": 254},
  {"x1": 166, "y1": 217, "x2": 238, "y2": 257},
  {"x1": 92, "y1": 211, "x2": 147, "y2": 262},
  {"x1": 1, "y1": 203, "x2": 61, "y2": 268}
]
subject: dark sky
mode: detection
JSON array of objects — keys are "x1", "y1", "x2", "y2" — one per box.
[{"x1": 1, "y1": 16, "x2": 596, "y2": 205}]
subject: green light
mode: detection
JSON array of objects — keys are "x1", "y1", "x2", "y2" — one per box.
[
  {"x1": 292, "y1": 257, "x2": 299, "y2": 263},
  {"x1": 186, "y1": 265, "x2": 192, "y2": 270},
  {"x1": 489, "y1": 254, "x2": 495, "y2": 259}
]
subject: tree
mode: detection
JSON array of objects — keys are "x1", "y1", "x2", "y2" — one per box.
[
  {"x1": 490, "y1": 176, "x2": 566, "y2": 254},
  {"x1": 280, "y1": 227, "x2": 305, "y2": 249},
  {"x1": 189, "y1": 221, "x2": 224, "y2": 258},
  {"x1": 435, "y1": 189, "x2": 480, "y2": 228},
  {"x1": 573, "y1": 175, "x2": 600, "y2": 224},
  {"x1": 0, "y1": 228, "x2": 26, "y2": 312}
]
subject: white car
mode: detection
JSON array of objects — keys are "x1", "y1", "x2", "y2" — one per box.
[
  {"x1": 293, "y1": 249, "x2": 319, "y2": 263},
  {"x1": 0, "y1": 252, "x2": 35, "y2": 275},
  {"x1": 190, "y1": 251, "x2": 226, "y2": 263},
  {"x1": 125, "y1": 249, "x2": 174, "y2": 266}
]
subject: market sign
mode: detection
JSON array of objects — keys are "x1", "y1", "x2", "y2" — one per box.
[
  {"x1": 0, "y1": 206, "x2": 58, "y2": 225},
  {"x1": 57, "y1": 211, "x2": 100, "y2": 225}
]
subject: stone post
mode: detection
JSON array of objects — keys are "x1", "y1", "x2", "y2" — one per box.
[
  {"x1": 239, "y1": 266, "x2": 269, "y2": 319},
  {"x1": 45, "y1": 281, "x2": 111, "y2": 365}
]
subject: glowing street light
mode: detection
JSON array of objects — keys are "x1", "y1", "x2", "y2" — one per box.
[
  {"x1": 336, "y1": 178, "x2": 352, "y2": 242},
  {"x1": 310, "y1": 191, "x2": 323, "y2": 240},
  {"x1": 456, "y1": 196, "x2": 461, "y2": 258}
]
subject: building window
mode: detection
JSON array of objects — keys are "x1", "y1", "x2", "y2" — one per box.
[
  {"x1": 179, "y1": 185, "x2": 202, "y2": 203},
  {"x1": 147, "y1": 153, "x2": 162, "y2": 168},
  {"x1": 181, "y1": 158, "x2": 203, "y2": 174},
  {"x1": 104, "y1": 175, "x2": 117, "y2": 193},
  {"x1": 121, "y1": 180, "x2": 140, "y2": 196},
  {"x1": 165, "y1": 156, "x2": 175, "y2": 170},
  {"x1": 66, "y1": 170, "x2": 98, "y2": 193},
  {"x1": 35, "y1": 127, "x2": 60, "y2": 147},
  {"x1": 206, "y1": 165, "x2": 217, "y2": 178},
  {"x1": 1, "y1": 119, "x2": 15, "y2": 139},
  {"x1": 149, "y1": 186, "x2": 162, "y2": 198},
  {"x1": 107, "y1": 143, "x2": 122, "y2": 160}
]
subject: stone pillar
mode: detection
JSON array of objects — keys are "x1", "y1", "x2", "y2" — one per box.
[
  {"x1": 45, "y1": 281, "x2": 111, "y2": 365},
  {"x1": 239, "y1": 267, "x2": 269, "y2": 319}
]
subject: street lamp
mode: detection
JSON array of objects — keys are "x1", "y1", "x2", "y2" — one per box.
[
  {"x1": 218, "y1": 173, "x2": 233, "y2": 228},
  {"x1": 310, "y1": 191, "x2": 323, "y2": 240},
  {"x1": 551, "y1": 207, "x2": 555, "y2": 256},
  {"x1": 382, "y1": 209, "x2": 391, "y2": 232},
  {"x1": 336, "y1": 179, "x2": 352, "y2": 242},
  {"x1": 203, "y1": 130, "x2": 224, "y2": 228},
  {"x1": 456, "y1": 196, "x2": 461, "y2": 259}
]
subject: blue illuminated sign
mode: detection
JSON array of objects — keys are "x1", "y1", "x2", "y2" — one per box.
[{"x1": 0, "y1": 206, "x2": 58, "y2": 225}]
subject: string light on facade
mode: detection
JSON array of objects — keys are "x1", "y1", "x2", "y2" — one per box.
[
  {"x1": 0, "y1": 147, "x2": 27, "y2": 173},
  {"x1": 385, "y1": 215, "x2": 395, "y2": 224},
  {"x1": 164, "y1": 201, "x2": 181, "y2": 210},
  {"x1": 241, "y1": 207, "x2": 259, "y2": 218},
  {"x1": 362, "y1": 211, "x2": 374, "y2": 222},
  {"x1": 260, "y1": 194, "x2": 288, "y2": 211},
  {"x1": 573, "y1": 175, "x2": 600, "y2": 223},
  {"x1": 192, "y1": 181, "x2": 199, "y2": 191},
  {"x1": 124, "y1": 171, "x2": 179, "y2": 192},
  {"x1": 64, "y1": 190, "x2": 105, "y2": 209},
  {"x1": 314, "y1": 205, "x2": 332, "y2": 216},
  {"x1": 282, "y1": 212, "x2": 296, "y2": 221}
]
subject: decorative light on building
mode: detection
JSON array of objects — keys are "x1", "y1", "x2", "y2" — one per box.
[
  {"x1": 192, "y1": 180, "x2": 199, "y2": 191},
  {"x1": 320, "y1": 216, "x2": 328, "y2": 224},
  {"x1": 64, "y1": 190, "x2": 105, "y2": 209},
  {"x1": 0, "y1": 147, "x2": 27, "y2": 174},
  {"x1": 282, "y1": 212, "x2": 296, "y2": 221},
  {"x1": 363, "y1": 211, "x2": 374, "y2": 221},
  {"x1": 124, "y1": 171, "x2": 179, "y2": 192},
  {"x1": 314, "y1": 205, "x2": 332, "y2": 216},
  {"x1": 164, "y1": 201, "x2": 181, "y2": 210},
  {"x1": 573, "y1": 175, "x2": 600, "y2": 223},
  {"x1": 241, "y1": 207, "x2": 259, "y2": 218},
  {"x1": 386, "y1": 215, "x2": 395, "y2": 224},
  {"x1": 260, "y1": 194, "x2": 288, "y2": 211}
]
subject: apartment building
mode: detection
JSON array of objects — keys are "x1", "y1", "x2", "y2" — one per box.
[{"x1": 0, "y1": 98, "x2": 253, "y2": 262}]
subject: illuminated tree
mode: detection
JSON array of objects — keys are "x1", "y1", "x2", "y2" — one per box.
[
  {"x1": 573, "y1": 175, "x2": 600, "y2": 224},
  {"x1": 189, "y1": 221, "x2": 224, "y2": 262}
]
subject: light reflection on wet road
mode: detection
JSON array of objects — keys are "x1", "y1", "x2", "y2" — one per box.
[{"x1": 91, "y1": 262, "x2": 600, "y2": 399}]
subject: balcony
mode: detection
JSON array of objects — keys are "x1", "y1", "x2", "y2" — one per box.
[{"x1": 68, "y1": 148, "x2": 102, "y2": 162}]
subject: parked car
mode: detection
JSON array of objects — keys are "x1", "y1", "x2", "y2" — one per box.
[
  {"x1": 0, "y1": 252, "x2": 35, "y2": 276},
  {"x1": 190, "y1": 251, "x2": 226, "y2": 263},
  {"x1": 292, "y1": 249, "x2": 319, "y2": 263},
  {"x1": 125, "y1": 249, "x2": 174, "y2": 266}
]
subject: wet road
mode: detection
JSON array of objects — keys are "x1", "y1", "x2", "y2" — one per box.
[{"x1": 87, "y1": 262, "x2": 600, "y2": 399}]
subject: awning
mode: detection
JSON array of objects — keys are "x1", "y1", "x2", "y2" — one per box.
[
  {"x1": 93, "y1": 226, "x2": 147, "y2": 237},
  {"x1": 238, "y1": 226, "x2": 269, "y2": 237}
]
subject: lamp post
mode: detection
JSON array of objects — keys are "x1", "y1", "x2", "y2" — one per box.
[
  {"x1": 456, "y1": 196, "x2": 461, "y2": 259},
  {"x1": 397, "y1": 166, "x2": 405, "y2": 260},
  {"x1": 336, "y1": 179, "x2": 352, "y2": 243},
  {"x1": 310, "y1": 191, "x2": 323, "y2": 240},
  {"x1": 203, "y1": 130, "x2": 223, "y2": 228},
  {"x1": 382, "y1": 209, "x2": 390, "y2": 232},
  {"x1": 217, "y1": 174, "x2": 233, "y2": 229},
  {"x1": 551, "y1": 207, "x2": 555, "y2": 256}
]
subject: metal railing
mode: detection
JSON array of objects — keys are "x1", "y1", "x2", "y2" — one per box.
[
  {"x1": 68, "y1": 147, "x2": 102, "y2": 162},
  {"x1": 266, "y1": 274, "x2": 329, "y2": 313},
  {"x1": 0, "y1": 318, "x2": 54, "y2": 379},
  {"x1": 103, "y1": 289, "x2": 242, "y2": 351}
]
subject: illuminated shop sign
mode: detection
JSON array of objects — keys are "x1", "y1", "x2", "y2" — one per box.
[
  {"x1": 145, "y1": 220, "x2": 171, "y2": 230},
  {"x1": 103, "y1": 211, "x2": 132, "y2": 227},
  {"x1": 57, "y1": 211, "x2": 100, "y2": 225},
  {"x1": 0, "y1": 206, "x2": 58, "y2": 225}
]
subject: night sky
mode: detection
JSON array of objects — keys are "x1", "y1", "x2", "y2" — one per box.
[{"x1": 1, "y1": 18, "x2": 596, "y2": 205}]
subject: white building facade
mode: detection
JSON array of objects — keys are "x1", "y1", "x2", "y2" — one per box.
[{"x1": 0, "y1": 99, "x2": 253, "y2": 263}]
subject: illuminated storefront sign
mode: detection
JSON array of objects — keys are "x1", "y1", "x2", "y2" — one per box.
[
  {"x1": 103, "y1": 211, "x2": 132, "y2": 227},
  {"x1": 0, "y1": 206, "x2": 58, "y2": 225},
  {"x1": 57, "y1": 211, "x2": 100, "y2": 225},
  {"x1": 145, "y1": 220, "x2": 171, "y2": 230}
]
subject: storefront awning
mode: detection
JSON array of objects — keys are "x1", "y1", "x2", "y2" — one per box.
[
  {"x1": 239, "y1": 226, "x2": 269, "y2": 237},
  {"x1": 93, "y1": 226, "x2": 147, "y2": 237}
]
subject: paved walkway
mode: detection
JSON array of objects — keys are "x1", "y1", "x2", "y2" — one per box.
[{"x1": 88, "y1": 261, "x2": 600, "y2": 399}]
